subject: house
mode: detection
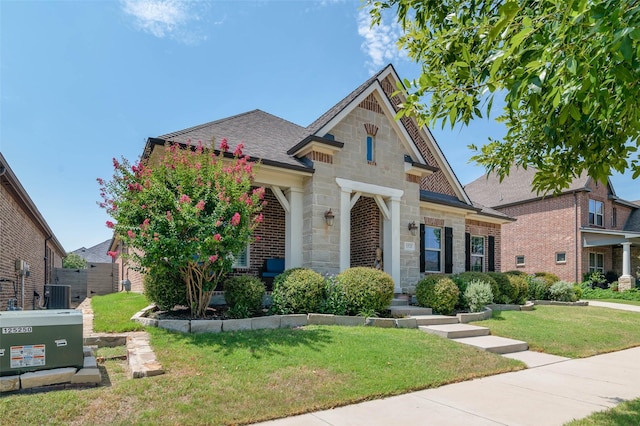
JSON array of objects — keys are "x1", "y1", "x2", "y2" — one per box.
[
  {"x1": 0, "y1": 152, "x2": 66, "y2": 310},
  {"x1": 465, "y1": 167, "x2": 640, "y2": 289},
  {"x1": 131, "y1": 65, "x2": 513, "y2": 293}
]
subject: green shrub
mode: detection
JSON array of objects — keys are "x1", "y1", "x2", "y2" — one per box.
[
  {"x1": 318, "y1": 274, "x2": 348, "y2": 315},
  {"x1": 451, "y1": 272, "x2": 497, "y2": 309},
  {"x1": 226, "y1": 304, "x2": 252, "y2": 319},
  {"x1": 548, "y1": 281, "x2": 577, "y2": 302},
  {"x1": 534, "y1": 272, "x2": 561, "y2": 286},
  {"x1": 506, "y1": 274, "x2": 529, "y2": 305},
  {"x1": 486, "y1": 272, "x2": 513, "y2": 304},
  {"x1": 270, "y1": 268, "x2": 325, "y2": 314},
  {"x1": 416, "y1": 275, "x2": 460, "y2": 315},
  {"x1": 504, "y1": 270, "x2": 525, "y2": 276},
  {"x1": 338, "y1": 267, "x2": 395, "y2": 316},
  {"x1": 464, "y1": 280, "x2": 493, "y2": 312},
  {"x1": 582, "y1": 271, "x2": 609, "y2": 289},
  {"x1": 143, "y1": 264, "x2": 187, "y2": 311},
  {"x1": 573, "y1": 284, "x2": 583, "y2": 300},
  {"x1": 223, "y1": 276, "x2": 266, "y2": 314},
  {"x1": 527, "y1": 275, "x2": 552, "y2": 300}
]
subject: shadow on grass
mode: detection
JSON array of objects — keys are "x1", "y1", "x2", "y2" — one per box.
[
  {"x1": 491, "y1": 311, "x2": 506, "y2": 321},
  {"x1": 150, "y1": 326, "x2": 334, "y2": 359}
]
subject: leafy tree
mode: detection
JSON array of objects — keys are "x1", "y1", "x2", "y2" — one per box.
[
  {"x1": 368, "y1": 0, "x2": 640, "y2": 193},
  {"x1": 63, "y1": 252, "x2": 87, "y2": 269},
  {"x1": 99, "y1": 140, "x2": 264, "y2": 317}
]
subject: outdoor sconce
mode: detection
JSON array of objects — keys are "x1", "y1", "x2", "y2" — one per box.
[
  {"x1": 324, "y1": 209, "x2": 335, "y2": 227},
  {"x1": 408, "y1": 221, "x2": 418, "y2": 236}
]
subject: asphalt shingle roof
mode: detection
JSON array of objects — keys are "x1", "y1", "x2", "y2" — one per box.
[
  {"x1": 72, "y1": 239, "x2": 113, "y2": 264},
  {"x1": 624, "y1": 208, "x2": 640, "y2": 232}
]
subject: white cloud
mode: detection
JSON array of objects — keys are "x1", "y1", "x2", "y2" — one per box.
[
  {"x1": 357, "y1": 7, "x2": 405, "y2": 73},
  {"x1": 120, "y1": 0, "x2": 216, "y2": 43}
]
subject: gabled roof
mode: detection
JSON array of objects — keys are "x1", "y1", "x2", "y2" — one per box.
[
  {"x1": 624, "y1": 208, "x2": 640, "y2": 232},
  {"x1": 154, "y1": 109, "x2": 311, "y2": 171},
  {"x1": 465, "y1": 167, "x2": 593, "y2": 208},
  {"x1": 72, "y1": 239, "x2": 113, "y2": 264}
]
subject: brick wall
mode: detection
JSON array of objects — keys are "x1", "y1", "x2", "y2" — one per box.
[
  {"x1": 350, "y1": 196, "x2": 380, "y2": 267},
  {"x1": 0, "y1": 176, "x2": 64, "y2": 310},
  {"x1": 465, "y1": 220, "x2": 502, "y2": 272}
]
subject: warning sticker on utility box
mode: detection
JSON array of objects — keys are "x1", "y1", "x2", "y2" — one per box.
[{"x1": 10, "y1": 344, "x2": 46, "y2": 368}]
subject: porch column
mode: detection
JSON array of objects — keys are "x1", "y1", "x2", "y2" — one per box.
[
  {"x1": 339, "y1": 188, "x2": 351, "y2": 272},
  {"x1": 285, "y1": 187, "x2": 304, "y2": 269},
  {"x1": 382, "y1": 197, "x2": 402, "y2": 292},
  {"x1": 619, "y1": 242, "x2": 636, "y2": 291}
]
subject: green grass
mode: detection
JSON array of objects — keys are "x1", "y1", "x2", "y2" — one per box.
[
  {"x1": 474, "y1": 305, "x2": 640, "y2": 358},
  {"x1": 91, "y1": 292, "x2": 149, "y2": 332},
  {"x1": 0, "y1": 326, "x2": 523, "y2": 425},
  {"x1": 566, "y1": 398, "x2": 640, "y2": 425}
]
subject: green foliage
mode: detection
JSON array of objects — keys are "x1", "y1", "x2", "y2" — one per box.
[
  {"x1": 464, "y1": 280, "x2": 493, "y2": 313},
  {"x1": 416, "y1": 275, "x2": 460, "y2": 315},
  {"x1": 452, "y1": 272, "x2": 498, "y2": 308},
  {"x1": 534, "y1": 272, "x2": 561, "y2": 286},
  {"x1": 100, "y1": 140, "x2": 264, "y2": 317},
  {"x1": 226, "y1": 304, "x2": 252, "y2": 319},
  {"x1": 270, "y1": 268, "x2": 325, "y2": 314},
  {"x1": 486, "y1": 272, "x2": 512, "y2": 304},
  {"x1": 337, "y1": 267, "x2": 395, "y2": 316},
  {"x1": 582, "y1": 287, "x2": 640, "y2": 302},
  {"x1": 583, "y1": 271, "x2": 609, "y2": 289},
  {"x1": 527, "y1": 275, "x2": 551, "y2": 300},
  {"x1": 367, "y1": 0, "x2": 640, "y2": 193},
  {"x1": 318, "y1": 275, "x2": 348, "y2": 316},
  {"x1": 548, "y1": 281, "x2": 577, "y2": 302},
  {"x1": 506, "y1": 274, "x2": 529, "y2": 305},
  {"x1": 63, "y1": 253, "x2": 87, "y2": 269},
  {"x1": 223, "y1": 276, "x2": 266, "y2": 314},
  {"x1": 143, "y1": 264, "x2": 187, "y2": 311},
  {"x1": 573, "y1": 284, "x2": 583, "y2": 300}
]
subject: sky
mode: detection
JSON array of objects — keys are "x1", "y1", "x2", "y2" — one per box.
[{"x1": 1, "y1": 0, "x2": 637, "y2": 253}]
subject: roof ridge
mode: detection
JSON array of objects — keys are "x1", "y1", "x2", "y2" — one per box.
[{"x1": 159, "y1": 109, "x2": 264, "y2": 140}]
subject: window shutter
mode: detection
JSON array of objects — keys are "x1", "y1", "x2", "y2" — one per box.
[
  {"x1": 419, "y1": 224, "x2": 425, "y2": 273},
  {"x1": 444, "y1": 227, "x2": 453, "y2": 273},
  {"x1": 465, "y1": 232, "x2": 471, "y2": 271},
  {"x1": 488, "y1": 236, "x2": 495, "y2": 272}
]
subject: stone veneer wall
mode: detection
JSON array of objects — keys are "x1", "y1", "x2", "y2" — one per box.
[{"x1": 420, "y1": 207, "x2": 467, "y2": 274}]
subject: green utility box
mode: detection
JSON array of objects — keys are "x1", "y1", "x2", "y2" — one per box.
[{"x1": 0, "y1": 309, "x2": 83, "y2": 377}]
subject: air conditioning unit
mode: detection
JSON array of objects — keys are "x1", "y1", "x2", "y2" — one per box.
[{"x1": 45, "y1": 285, "x2": 71, "y2": 309}]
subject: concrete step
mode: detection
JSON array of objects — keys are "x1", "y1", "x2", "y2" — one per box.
[
  {"x1": 389, "y1": 305, "x2": 432, "y2": 316},
  {"x1": 453, "y1": 335, "x2": 529, "y2": 354},
  {"x1": 419, "y1": 323, "x2": 490, "y2": 339},
  {"x1": 390, "y1": 298, "x2": 409, "y2": 306},
  {"x1": 413, "y1": 315, "x2": 459, "y2": 326}
]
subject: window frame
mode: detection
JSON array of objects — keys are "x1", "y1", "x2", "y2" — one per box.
[
  {"x1": 589, "y1": 199, "x2": 604, "y2": 227},
  {"x1": 555, "y1": 252, "x2": 567, "y2": 264},
  {"x1": 423, "y1": 226, "x2": 442, "y2": 273},
  {"x1": 470, "y1": 235, "x2": 485, "y2": 272},
  {"x1": 232, "y1": 245, "x2": 250, "y2": 269},
  {"x1": 515, "y1": 255, "x2": 525, "y2": 267},
  {"x1": 366, "y1": 135, "x2": 375, "y2": 163},
  {"x1": 588, "y1": 252, "x2": 604, "y2": 273}
]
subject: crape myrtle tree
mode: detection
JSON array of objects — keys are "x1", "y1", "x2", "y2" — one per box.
[
  {"x1": 99, "y1": 140, "x2": 265, "y2": 318},
  {"x1": 367, "y1": 0, "x2": 640, "y2": 193}
]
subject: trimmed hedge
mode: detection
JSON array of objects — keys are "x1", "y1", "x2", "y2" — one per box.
[
  {"x1": 416, "y1": 274, "x2": 459, "y2": 315},
  {"x1": 464, "y1": 280, "x2": 493, "y2": 313},
  {"x1": 506, "y1": 274, "x2": 529, "y2": 305},
  {"x1": 224, "y1": 276, "x2": 266, "y2": 314},
  {"x1": 143, "y1": 264, "x2": 187, "y2": 311},
  {"x1": 270, "y1": 268, "x2": 325, "y2": 314},
  {"x1": 451, "y1": 272, "x2": 497, "y2": 309},
  {"x1": 337, "y1": 267, "x2": 394, "y2": 316}
]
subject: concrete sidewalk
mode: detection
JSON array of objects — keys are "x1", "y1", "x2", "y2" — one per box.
[
  {"x1": 256, "y1": 347, "x2": 640, "y2": 426},
  {"x1": 585, "y1": 299, "x2": 640, "y2": 313}
]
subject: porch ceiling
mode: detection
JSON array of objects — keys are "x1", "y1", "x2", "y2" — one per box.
[{"x1": 581, "y1": 228, "x2": 640, "y2": 248}]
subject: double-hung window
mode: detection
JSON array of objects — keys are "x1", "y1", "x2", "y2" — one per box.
[
  {"x1": 588, "y1": 252, "x2": 604, "y2": 273},
  {"x1": 423, "y1": 226, "x2": 442, "y2": 272},
  {"x1": 589, "y1": 199, "x2": 604, "y2": 227},
  {"x1": 471, "y1": 236, "x2": 485, "y2": 272},
  {"x1": 232, "y1": 245, "x2": 249, "y2": 269}
]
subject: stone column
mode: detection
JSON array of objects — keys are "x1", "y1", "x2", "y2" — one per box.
[
  {"x1": 285, "y1": 188, "x2": 304, "y2": 269},
  {"x1": 339, "y1": 188, "x2": 351, "y2": 272},
  {"x1": 619, "y1": 242, "x2": 636, "y2": 291}
]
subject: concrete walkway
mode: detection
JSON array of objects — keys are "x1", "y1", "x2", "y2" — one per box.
[{"x1": 256, "y1": 301, "x2": 640, "y2": 426}]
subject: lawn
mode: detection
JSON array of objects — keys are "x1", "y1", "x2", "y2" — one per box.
[
  {"x1": 566, "y1": 398, "x2": 640, "y2": 425},
  {"x1": 0, "y1": 325, "x2": 522, "y2": 425},
  {"x1": 91, "y1": 291, "x2": 150, "y2": 332},
  {"x1": 474, "y1": 305, "x2": 640, "y2": 358}
]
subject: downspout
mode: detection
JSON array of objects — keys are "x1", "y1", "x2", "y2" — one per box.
[
  {"x1": 44, "y1": 235, "x2": 52, "y2": 285},
  {"x1": 574, "y1": 192, "x2": 579, "y2": 282}
]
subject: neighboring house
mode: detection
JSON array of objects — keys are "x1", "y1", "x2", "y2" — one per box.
[
  {"x1": 124, "y1": 65, "x2": 512, "y2": 293},
  {"x1": 72, "y1": 239, "x2": 113, "y2": 264},
  {"x1": 465, "y1": 167, "x2": 640, "y2": 288},
  {"x1": 0, "y1": 152, "x2": 66, "y2": 310}
]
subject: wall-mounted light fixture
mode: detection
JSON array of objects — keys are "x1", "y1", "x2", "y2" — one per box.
[
  {"x1": 408, "y1": 221, "x2": 418, "y2": 236},
  {"x1": 324, "y1": 209, "x2": 335, "y2": 227}
]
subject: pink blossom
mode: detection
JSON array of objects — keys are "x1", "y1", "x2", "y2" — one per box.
[
  {"x1": 215, "y1": 220, "x2": 222, "y2": 227},
  {"x1": 195, "y1": 162, "x2": 202, "y2": 170},
  {"x1": 209, "y1": 254, "x2": 219, "y2": 263},
  {"x1": 112, "y1": 158, "x2": 120, "y2": 169},
  {"x1": 106, "y1": 221, "x2": 115, "y2": 229},
  {"x1": 255, "y1": 236, "x2": 261, "y2": 242},
  {"x1": 220, "y1": 138, "x2": 229, "y2": 152},
  {"x1": 255, "y1": 213, "x2": 263, "y2": 223},
  {"x1": 96, "y1": 178, "x2": 104, "y2": 185},
  {"x1": 231, "y1": 212, "x2": 241, "y2": 226},
  {"x1": 141, "y1": 204, "x2": 147, "y2": 209},
  {"x1": 141, "y1": 218, "x2": 150, "y2": 230},
  {"x1": 233, "y1": 143, "x2": 244, "y2": 157},
  {"x1": 213, "y1": 233, "x2": 221, "y2": 241},
  {"x1": 195, "y1": 200, "x2": 205, "y2": 211},
  {"x1": 166, "y1": 211, "x2": 173, "y2": 222},
  {"x1": 127, "y1": 230, "x2": 136, "y2": 239},
  {"x1": 107, "y1": 251, "x2": 118, "y2": 259},
  {"x1": 179, "y1": 194, "x2": 191, "y2": 203}
]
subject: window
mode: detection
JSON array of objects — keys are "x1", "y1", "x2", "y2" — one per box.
[
  {"x1": 515, "y1": 255, "x2": 525, "y2": 266},
  {"x1": 232, "y1": 245, "x2": 249, "y2": 269},
  {"x1": 589, "y1": 252, "x2": 604, "y2": 273},
  {"x1": 589, "y1": 199, "x2": 604, "y2": 227},
  {"x1": 423, "y1": 226, "x2": 441, "y2": 272},
  {"x1": 471, "y1": 236, "x2": 485, "y2": 272},
  {"x1": 612, "y1": 207, "x2": 617, "y2": 227},
  {"x1": 556, "y1": 252, "x2": 566, "y2": 264},
  {"x1": 366, "y1": 135, "x2": 375, "y2": 163}
]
